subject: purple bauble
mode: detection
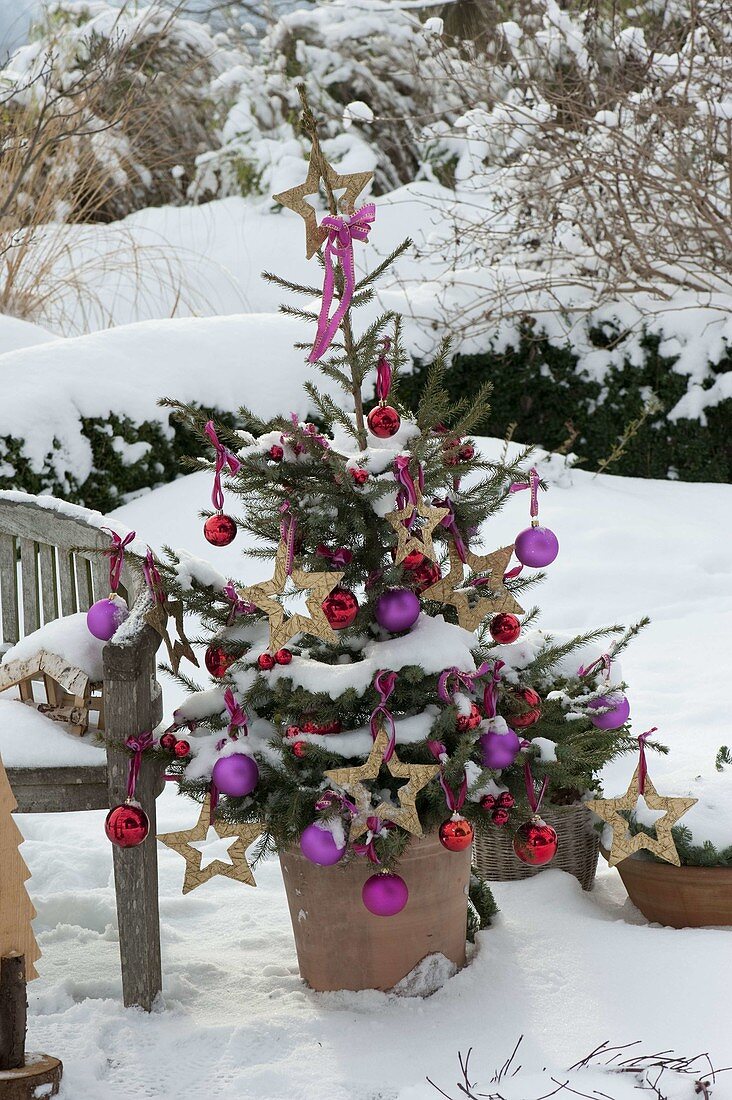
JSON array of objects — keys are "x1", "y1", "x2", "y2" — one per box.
[
  {"x1": 87, "y1": 597, "x2": 129, "y2": 641},
  {"x1": 588, "y1": 693, "x2": 630, "y2": 730},
  {"x1": 299, "y1": 823, "x2": 346, "y2": 866},
  {"x1": 362, "y1": 871, "x2": 409, "y2": 916},
  {"x1": 211, "y1": 753, "x2": 259, "y2": 797},
  {"x1": 479, "y1": 728, "x2": 522, "y2": 769},
  {"x1": 375, "y1": 588, "x2": 420, "y2": 633},
  {"x1": 515, "y1": 525, "x2": 559, "y2": 568}
]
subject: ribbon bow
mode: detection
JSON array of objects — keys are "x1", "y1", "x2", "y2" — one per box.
[
  {"x1": 524, "y1": 759, "x2": 548, "y2": 816},
  {"x1": 438, "y1": 662, "x2": 492, "y2": 705},
  {"x1": 370, "y1": 669, "x2": 398, "y2": 762},
  {"x1": 578, "y1": 653, "x2": 613, "y2": 681},
  {"x1": 482, "y1": 660, "x2": 505, "y2": 719},
  {"x1": 143, "y1": 547, "x2": 165, "y2": 604},
  {"x1": 102, "y1": 528, "x2": 135, "y2": 593},
  {"x1": 124, "y1": 729, "x2": 154, "y2": 800},
  {"x1": 204, "y1": 421, "x2": 241, "y2": 512},
  {"x1": 223, "y1": 582, "x2": 256, "y2": 625},
  {"x1": 439, "y1": 771, "x2": 468, "y2": 814},
  {"x1": 288, "y1": 413, "x2": 330, "y2": 451},
  {"x1": 637, "y1": 727, "x2": 657, "y2": 795},
  {"x1": 352, "y1": 816, "x2": 395, "y2": 864},
  {"x1": 435, "y1": 499, "x2": 468, "y2": 563},
  {"x1": 509, "y1": 467, "x2": 540, "y2": 518},
  {"x1": 394, "y1": 456, "x2": 425, "y2": 529},
  {"x1": 308, "y1": 204, "x2": 376, "y2": 363},
  {"x1": 376, "y1": 341, "x2": 393, "y2": 402},
  {"x1": 223, "y1": 687, "x2": 248, "y2": 737},
  {"x1": 316, "y1": 544, "x2": 353, "y2": 567}
]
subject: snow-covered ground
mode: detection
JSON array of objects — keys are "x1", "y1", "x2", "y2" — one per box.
[{"x1": 12, "y1": 447, "x2": 732, "y2": 1099}]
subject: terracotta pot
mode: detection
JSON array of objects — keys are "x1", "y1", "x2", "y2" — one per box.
[
  {"x1": 279, "y1": 831, "x2": 471, "y2": 991},
  {"x1": 615, "y1": 854, "x2": 732, "y2": 928}
]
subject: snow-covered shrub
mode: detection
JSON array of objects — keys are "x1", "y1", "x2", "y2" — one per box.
[{"x1": 1, "y1": 1, "x2": 234, "y2": 222}]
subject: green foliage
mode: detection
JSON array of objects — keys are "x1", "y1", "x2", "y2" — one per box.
[
  {"x1": 0, "y1": 406, "x2": 236, "y2": 512},
  {"x1": 467, "y1": 872, "x2": 498, "y2": 942},
  {"x1": 398, "y1": 328, "x2": 732, "y2": 483}
]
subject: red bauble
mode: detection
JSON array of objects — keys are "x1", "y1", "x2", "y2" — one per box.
[
  {"x1": 367, "y1": 404, "x2": 401, "y2": 438},
  {"x1": 285, "y1": 725, "x2": 300, "y2": 739},
  {"x1": 205, "y1": 644, "x2": 236, "y2": 678},
  {"x1": 439, "y1": 816, "x2": 475, "y2": 851},
  {"x1": 489, "y1": 613, "x2": 521, "y2": 645},
  {"x1": 269, "y1": 444, "x2": 284, "y2": 462},
  {"x1": 458, "y1": 444, "x2": 475, "y2": 462},
  {"x1": 174, "y1": 740, "x2": 190, "y2": 758},
  {"x1": 513, "y1": 818, "x2": 558, "y2": 865},
  {"x1": 442, "y1": 437, "x2": 462, "y2": 466},
  {"x1": 497, "y1": 791, "x2": 515, "y2": 809},
  {"x1": 257, "y1": 653, "x2": 276, "y2": 671},
  {"x1": 274, "y1": 648, "x2": 293, "y2": 665},
  {"x1": 350, "y1": 467, "x2": 369, "y2": 486},
  {"x1": 456, "y1": 703, "x2": 483, "y2": 731},
  {"x1": 512, "y1": 687, "x2": 542, "y2": 728},
  {"x1": 105, "y1": 802, "x2": 149, "y2": 848},
  {"x1": 480, "y1": 794, "x2": 496, "y2": 811},
  {"x1": 491, "y1": 807, "x2": 511, "y2": 826},
  {"x1": 203, "y1": 513, "x2": 237, "y2": 547},
  {"x1": 159, "y1": 732, "x2": 177, "y2": 751},
  {"x1": 402, "y1": 550, "x2": 441, "y2": 594},
  {"x1": 292, "y1": 741, "x2": 307, "y2": 758},
  {"x1": 322, "y1": 586, "x2": 359, "y2": 629}
]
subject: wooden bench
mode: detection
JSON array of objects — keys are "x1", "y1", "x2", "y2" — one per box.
[{"x1": 0, "y1": 492, "x2": 164, "y2": 1011}]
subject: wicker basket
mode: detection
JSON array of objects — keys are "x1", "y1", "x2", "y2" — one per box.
[{"x1": 473, "y1": 802, "x2": 600, "y2": 891}]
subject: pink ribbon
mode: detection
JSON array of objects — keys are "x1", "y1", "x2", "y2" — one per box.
[
  {"x1": 204, "y1": 421, "x2": 242, "y2": 512},
  {"x1": 316, "y1": 545, "x2": 353, "y2": 567},
  {"x1": 510, "y1": 467, "x2": 540, "y2": 518},
  {"x1": 438, "y1": 662, "x2": 492, "y2": 704},
  {"x1": 315, "y1": 790, "x2": 358, "y2": 815},
  {"x1": 289, "y1": 413, "x2": 330, "y2": 451},
  {"x1": 524, "y1": 760, "x2": 548, "y2": 815},
  {"x1": 143, "y1": 547, "x2": 165, "y2": 604},
  {"x1": 370, "y1": 669, "x2": 398, "y2": 762},
  {"x1": 428, "y1": 739, "x2": 447, "y2": 759},
  {"x1": 352, "y1": 816, "x2": 395, "y2": 864},
  {"x1": 482, "y1": 660, "x2": 505, "y2": 718},
  {"x1": 376, "y1": 341, "x2": 393, "y2": 401},
  {"x1": 102, "y1": 528, "x2": 135, "y2": 593},
  {"x1": 435, "y1": 499, "x2": 468, "y2": 563},
  {"x1": 223, "y1": 687, "x2": 248, "y2": 737},
  {"x1": 280, "y1": 501, "x2": 297, "y2": 576},
  {"x1": 394, "y1": 457, "x2": 424, "y2": 530},
  {"x1": 308, "y1": 204, "x2": 376, "y2": 363},
  {"x1": 578, "y1": 653, "x2": 612, "y2": 680},
  {"x1": 637, "y1": 728, "x2": 657, "y2": 795},
  {"x1": 223, "y1": 582, "x2": 256, "y2": 625},
  {"x1": 439, "y1": 771, "x2": 468, "y2": 813},
  {"x1": 124, "y1": 729, "x2": 154, "y2": 800},
  {"x1": 210, "y1": 781, "x2": 219, "y2": 824}
]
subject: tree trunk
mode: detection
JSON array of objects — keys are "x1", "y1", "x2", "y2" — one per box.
[{"x1": 0, "y1": 953, "x2": 26, "y2": 1071}]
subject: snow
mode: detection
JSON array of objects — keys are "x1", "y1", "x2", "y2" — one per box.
[
  {"x1": 7, "y1": 439, "x2": 730, "y2": 1098},
  {"x1": 0, "y1": 698, "x2": 105, "y2": 766},
  {"x1": 3, "y1": 613, "x2": 106, "y2": 681},
  {"x1": 0, "y1": 314, "x2": 57, "y2": 353}
]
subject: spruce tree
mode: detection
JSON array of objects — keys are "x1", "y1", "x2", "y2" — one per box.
[{"x1": 158, "y1": 94, "x2": 647, "y2": 896}]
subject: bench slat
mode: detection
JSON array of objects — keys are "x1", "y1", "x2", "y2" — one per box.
[
  {"x1": 38, "y1": 543, "x2": 58, "y2": 625},
  {"x1": 19, "y1": 538, "x2": 40, "y2": 635},
  {"x1": 58, "y1": 550, "x2": 77, "y2": 616},
  {"x1": 74, "y1": 554, "x2": 93, "y2": 611},
  {"x1": 0, "y1": 533, "x2": 18, "y2": 645},
  {"x1": 91, "y1": 557, "x2": 109, "y2": 604}
]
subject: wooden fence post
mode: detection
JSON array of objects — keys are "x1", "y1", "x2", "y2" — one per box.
[
  {"x1": 103, "y1": 625, "x2": 164, "y2": 1011},
  {"x1": 0, "y1": 953, "x2": 25, "y2": 1071}
]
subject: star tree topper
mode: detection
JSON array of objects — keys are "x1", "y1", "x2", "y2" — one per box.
[
  {"x1": 385, "y1": 487, "x2": 449, "y2": 566},
  {"x1": 325, "y1": 728, "x2": 440, "y2": 838},
  {"x1": 585, "y1": 767, "x2": 697, "y2": 868},
  {"x1": 422, "y1": 541, "x2": 524, "y2": 633},
  {"x1": 238, "y1": 540, "x2": 344, "y2": 652},
  {"x1": 157, "y1": 794, "x2": 264, "y2": 893},
  {"x1": 273, "y1": 158, "x2": 374, "y2": 259}
]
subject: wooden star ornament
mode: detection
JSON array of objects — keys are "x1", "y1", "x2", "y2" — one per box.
[
  {"x1": 146, "y1": 597, "x2": 199, "y2": 674},
  {"x1": 237, "y1": 541, "x2": 344, "y2": 652},
  {"x1": 385, "y1": 487, "x2": 449, "y2": 566},
  {"x1": 422, "y1": 541, "x2": 524, "y2": 633},
  {"x1": 325, "y1": 728, "x2": 439, "y2": 838},
  {"x1": 273, "y1": 158, "x2": 374, "y2": 259},
  {"x1": 158, "y1": 794, "x2": 264, "y2": 893},
  {"x1": 586, "y1": 767, "x2": 697, "y2": 868}
]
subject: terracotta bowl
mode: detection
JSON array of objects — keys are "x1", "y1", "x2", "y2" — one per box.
[{"x1": 614, "y1": 854, "x2": 732, "y2": 928}]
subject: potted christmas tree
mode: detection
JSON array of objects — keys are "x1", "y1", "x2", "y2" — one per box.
[{"x1": 151, "y1": 92, "x2": 640, "y2": 991}]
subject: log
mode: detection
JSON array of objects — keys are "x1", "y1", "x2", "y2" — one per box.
[
  {"x1": 0, "y1": 953, "x2": 26, "y2": 1071},
  {"x1": 0, "y1": 1053, "x2": 63, "y2": 1099}
]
